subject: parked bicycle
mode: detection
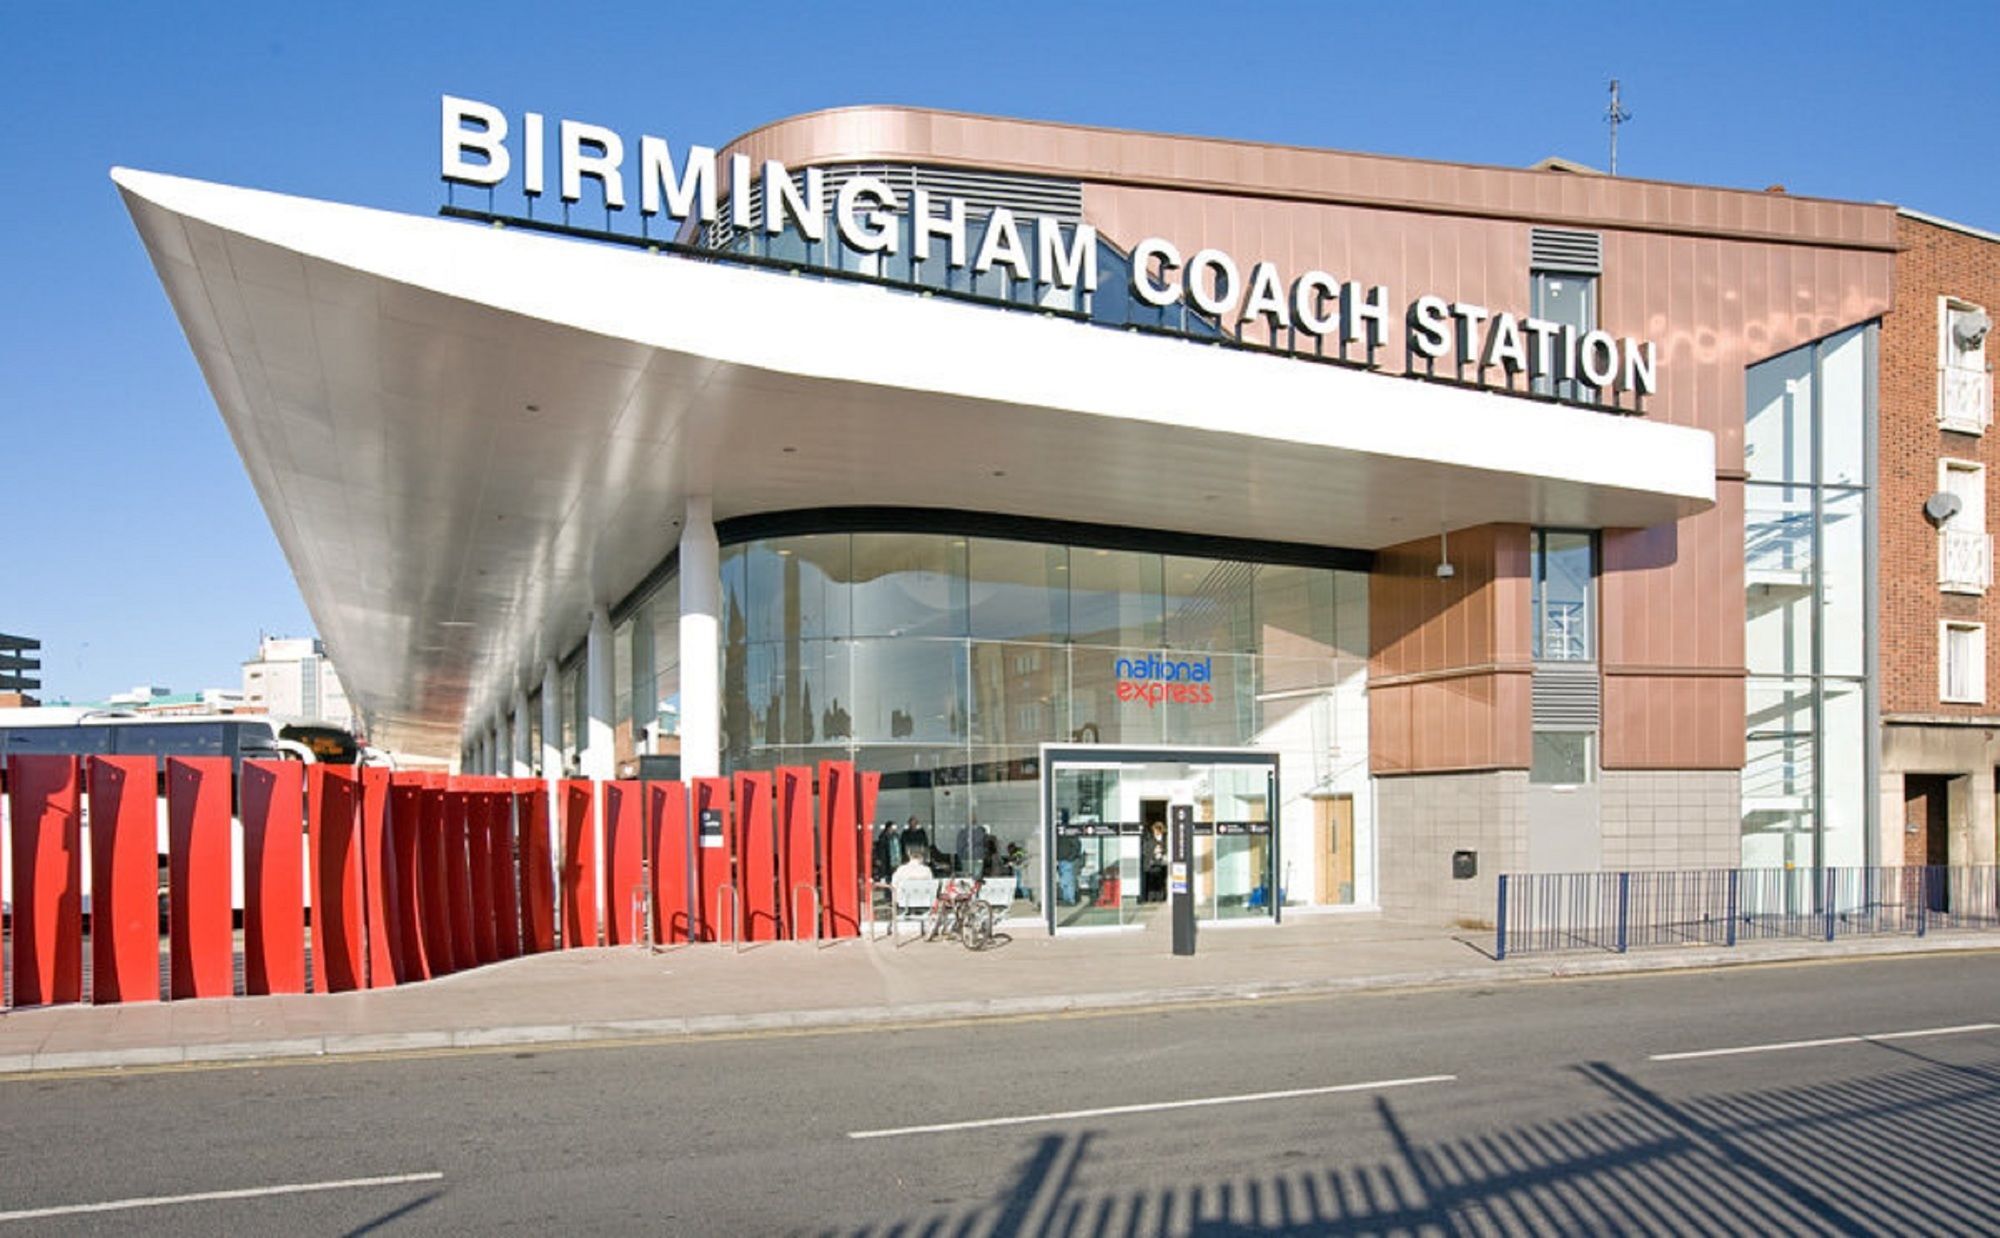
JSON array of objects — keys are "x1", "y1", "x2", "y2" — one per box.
[{"x1": 924, "y1": 877, "x2": 996, "y2": 951}]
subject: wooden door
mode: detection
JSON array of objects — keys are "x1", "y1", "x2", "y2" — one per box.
[{"x1": 1314, "y1": 796, "x2": 1355, "y2": 905}]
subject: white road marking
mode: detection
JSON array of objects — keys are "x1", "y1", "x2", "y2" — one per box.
[
  {"x1": 1649, "y1": 1022, "x2": 2000, "y2": 1062},
  {"x1": 847, "y1": 1073, "x2": 1456, "y2": 1139},
  {"x1": 0, "y1": 1172, "x2": 444, "y2": 1223}
]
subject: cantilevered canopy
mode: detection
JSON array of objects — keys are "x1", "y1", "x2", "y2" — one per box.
[{"x1": 115, "y1": 169, "x2": 1714, "y2": 755}]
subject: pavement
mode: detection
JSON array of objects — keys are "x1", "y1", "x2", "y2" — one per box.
[{"x1": 3, "y1": 912, "x2": 1996, "y2": 1075}]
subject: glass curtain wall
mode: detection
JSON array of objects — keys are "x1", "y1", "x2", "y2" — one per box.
[
  {"x1": 1742, "y1": 324, "x2": 1875, "y2": 873},
  {"x1": 711, "y1": 532, "x2": 1371, "y2": 920}
]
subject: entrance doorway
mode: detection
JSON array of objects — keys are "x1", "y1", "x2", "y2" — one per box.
[
  {"x1": 1041, "y1": 746, "x2": 1278, "y2": 933},
  {"x1": 1904, "y1": 774, "x2": 1951, "y2": 913}
]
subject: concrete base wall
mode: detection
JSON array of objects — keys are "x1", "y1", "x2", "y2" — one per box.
[
  {"x1": 1377, "y1": 768, "x2": 1746, "y2": 925},
  {"x1": 1600, "y1": 771, "x2": 1742, "y2": 871},
  {"x1": 1376, "y1": 771, "x2": 1527, "y2": 926},
  {"x1": 1879, "y1": 724, "x2": 2000, "y2": 868}
]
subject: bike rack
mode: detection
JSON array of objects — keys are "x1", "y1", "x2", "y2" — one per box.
[
  {"x1": 792, "y1": 883, "x2": 823, "y2": 949},
  {"x1": 714, "y1": 883, "x2": 742, "y2": 953}
]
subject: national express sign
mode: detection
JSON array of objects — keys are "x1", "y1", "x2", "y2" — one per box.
[
  {"x1": 1114, "y1": 654, "x2": 1215, "y2": 708},
  {"x1": 441, "y1": 96, "x2": 1659, "y2": 400}
]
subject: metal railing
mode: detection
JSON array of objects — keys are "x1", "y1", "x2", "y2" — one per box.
[
  {"x1": 1939, "y1": 365, "x2": 1992, "y2": 434},
  {"x1": 1939, "y1": 527, "x2": 1993, "y2": 593},
  {"x1": 1496, "y1": 865, "x2": 2000, "y2": 959}
]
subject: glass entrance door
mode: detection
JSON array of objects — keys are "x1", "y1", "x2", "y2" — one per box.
[{"x1": 1044, "y1": 747, "x2": 1277, "y2": 933}]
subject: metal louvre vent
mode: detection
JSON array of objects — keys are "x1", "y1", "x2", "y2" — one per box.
[
  {"x1": 1529, "y1": 227, "x2": 1603, "y2": 275},
  {"x1": 704, "y1": 163, "x2": 1083, "y2": 250},
  {"x1": 1532, "y1": 663, "x2": 1601, "y2": 728}
]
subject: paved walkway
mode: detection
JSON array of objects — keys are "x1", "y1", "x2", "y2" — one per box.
[{"x1": 3, "y1": 914, "x2": 1994, "y2": 1074}]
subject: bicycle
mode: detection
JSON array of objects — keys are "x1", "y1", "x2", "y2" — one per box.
[{"x1": 924, "y1": 877, "x2": 996, "y2": 951}]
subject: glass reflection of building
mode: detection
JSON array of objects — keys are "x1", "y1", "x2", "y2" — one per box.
[{"x1": 599, "y1": 525, "x2": 1370, "y2": 921}]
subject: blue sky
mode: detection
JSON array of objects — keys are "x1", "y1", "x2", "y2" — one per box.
[{"x1": 3, "y1": 1, "x2": 1993, "y2": 704}]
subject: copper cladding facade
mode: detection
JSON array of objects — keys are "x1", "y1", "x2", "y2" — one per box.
[{"x1": 722, "y1": 106, "x2": 1897, "y2": 777}]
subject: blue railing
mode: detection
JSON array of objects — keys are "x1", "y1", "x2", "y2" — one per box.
[{"x1": 1495, "y1": 866, "x2": 2000, "y2": 960}]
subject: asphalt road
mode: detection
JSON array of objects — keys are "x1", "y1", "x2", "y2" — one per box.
[{"x1": 1, "y1": 952, "x2": 1996, "y2": 1235}]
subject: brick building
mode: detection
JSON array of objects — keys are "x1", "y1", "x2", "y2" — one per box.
[{"x1": 1878, "y1": 209, "x2": 2000, "y2": 872}]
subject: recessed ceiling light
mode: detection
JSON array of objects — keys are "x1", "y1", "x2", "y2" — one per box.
[
  {"x1": 991, "y1": 470, "x2": 1006, "y2": 478},
  {"x1": 782, "y1": 445, "x2": 798, "y2": 454},
  {"x1": 525, "y1": 404, "x2": 541, "y2": 413}
]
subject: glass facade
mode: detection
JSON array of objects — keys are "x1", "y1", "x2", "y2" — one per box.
[
  {"x1": 1742, "y1": 324, "x2": 1875, "y2": 870},
  {"x1": 699, "y1": 530, "x2": 1370, "y2": 920}
]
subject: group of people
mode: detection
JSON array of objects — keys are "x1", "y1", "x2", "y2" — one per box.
[{"x1": 874, "y1": 815, "x2": 1019, "y2": 883}]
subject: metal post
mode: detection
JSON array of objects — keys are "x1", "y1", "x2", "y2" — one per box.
[
  {"x1": 1725, "y1": 868, "x2": 1739, "y2": 948},
  {"x1": 1824, "y1": 867, "x2": 1837, "y2": 942},
  {"x1": 1616, "y1": 871, "x2": 1631, "y2": 954},
  {"x1": 716, "y1": 883, "x2": 742, "y2": 954},
  {"x1": 792, "y1": 883, "x2": 822, "y2": 948},
  {"x1": 1917, "y1": 867, "x2": 1929, "y2": 938},
  {"x1": 1495, "y1": 874, "x2": 1509, "y2": 961}
]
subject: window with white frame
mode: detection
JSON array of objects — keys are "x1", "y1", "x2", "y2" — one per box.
[
  {"x1": 1941, "y1": 621, "x2": 1986, "y2": 704},
  {"x1": 1940, "y1": 297, "x2": 1992, "y2": 433},
  {"x1": 1938, "y1": 458, "x2": 1991, "y2": 594}
]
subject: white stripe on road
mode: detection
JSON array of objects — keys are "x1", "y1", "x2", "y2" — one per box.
[
  {"x1": 1649, "y1": 1022, "x2": 2000, "y2": 1062},
  {"x1": 848, "y1": 1074, "x2": 1456, "y2": 1139},
  {"x1": 0, "y1": 1172, "x2": 444, "y2": 1223}
]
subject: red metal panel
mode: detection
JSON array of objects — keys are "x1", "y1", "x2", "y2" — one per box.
[
  {"x1": 602, "y1": 781, "x2": 644, "y2": 945},
  {"x1": 734, "y1": 771, "x2": 779, "y2": 942},
  {"x1": 516, "y1": 781, "x2": 556, "y2": 954},
  {"x1": 692, "y1": 777, "x2": 734, "y2": 944},
  {"x1": 647, "y1": 779, "x2": 690, "y2": 945},
  {"x1": 309, "y1": 765, "x2": 365, "y2": 993},
  {"x1": 466, "y1": 783, "x2": 499, "y2": 965},
  {"x1": 490, "y1": 783, "x2": 521, "y2": 959},
  {"x1": 358, "y1": 766, "x2": 400, "y2": 988},
  {"x1": 443, "y1": 780, "x2": 478, "y2": 970},
  {"x1": 86, "y1": 756, "x2": 157, "y2": 1004},
  {"x1": 240, "y1": 759, "x2": 306, "y2": 996},
  {"x1": 389, "y1": 773, "x2": 431, "y2": 982},
  {"x1": 819, "y1": 761, "x2": 862, "y2": 939},
  {"x1": 856, "y1": 769, "x2": 881, "y2": 939},
  {"x1": 775, "y1": 766, "x2": 816, "y2": 941},
  {"x1": 560, "y1": 779, "x2": 598, "y2": 947},
  {"x1": 167, "y1": 757, "x2": 233, "y2": 999},
  {"x1": 8, "y1": 754, "x2": 82, "y2": 1007},
  {"x1": 420, "y1": 784, "x2": 458, "y2": 975}
]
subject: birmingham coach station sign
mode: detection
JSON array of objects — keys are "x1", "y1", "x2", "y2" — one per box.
[{"x1": 442, "y1": 96, "x2": 1659, "y2": 400}]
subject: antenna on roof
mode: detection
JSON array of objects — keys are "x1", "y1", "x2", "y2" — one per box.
[{"x1": 1606, "y1": 79, "x2": 1631, "y2": 176}]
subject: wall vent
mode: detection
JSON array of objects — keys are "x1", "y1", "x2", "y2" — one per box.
[
  {"x1": 1530, "y1": 227, "x2": 1603, "y2": 275},
  {"x1": 1532, "y1": 662, "x2": 1601, "y2": 728}
]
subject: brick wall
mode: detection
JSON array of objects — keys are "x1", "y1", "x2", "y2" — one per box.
[{"x1": 1880, "y1": 215, "x2": 2000, "y2": 718}]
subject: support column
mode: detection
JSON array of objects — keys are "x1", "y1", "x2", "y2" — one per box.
[
  {"x1": 679, "y1": 495, "x2": 721, "y2": 780},
  {"x1": 512, "y1": 687, "x2": 531, "y2": 777},
  {"x1": 494, "y1": 711, "x2": 510, "y2": 780},
  {"x1": 585, "y1": 606, "x2": 614, "y2": 932},
  {"x1": 541, "y1": 660, "x2": 562, "y2": 787}
]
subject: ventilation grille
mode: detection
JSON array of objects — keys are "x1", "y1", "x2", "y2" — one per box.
[
  {"x1": 704, "y1": 163, "x2": 1083, "y2": 250},
  {"x1": 1532, "y1": 663, "x2": 1601, "y2": 729},
  {"x1": 1530, "y1": 227, "x2": 1603, "y2": 275}
]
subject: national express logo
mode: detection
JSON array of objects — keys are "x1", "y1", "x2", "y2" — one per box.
[{"x1": 1113, "y1": 653, "x2": 1215, "y2": 707}]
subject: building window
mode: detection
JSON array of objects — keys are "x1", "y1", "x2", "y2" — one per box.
[
  {"x1": 1938, "y1": 458, "x2": 1991, "y2": 594},
  {"x1": 1939, "y1": 298, "x2": 1992, "y2": 434},
  {"x1": 1530, "y1": 731, "x2": 1595, "y2": 784},
  {"x1": 1942, "y1": 622, "x2": 1985, "y2": 704},
  {"x1": 1742, "y1": 324, "x2": 1876, "y2": 871},
  {"x1": 1531, "y1": 530, "x2": 1595, "y2": 661}
]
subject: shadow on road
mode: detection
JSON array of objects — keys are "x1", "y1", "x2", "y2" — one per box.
[{"x1": 807, "y1": 1047, "x2": 2000, "y2": 1235}]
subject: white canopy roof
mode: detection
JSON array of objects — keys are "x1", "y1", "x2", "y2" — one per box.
[{"x1": 115, "y1": 168, "x2": 1714, "y2": 755}]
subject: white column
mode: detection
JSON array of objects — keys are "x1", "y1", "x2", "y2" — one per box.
[
  {"x1": 541, "y1": 659, "x2": 562, "y2": 785},
  {"x1": 541, "y1": 657, "x2": 565, "y2": 941},
  {"x1": 678, "y1": 495, "x2": 721, "y2": 779},
  {"x1": 511, "y1": 687, "x2": 531, "y2": 777},
  {"x1": 494, "y1": 711, "x2": 511, "y2": 779},
  {"x1": 585, "y1": 605, "x2": 614, "y2": 940},
  {"x1": 584, "y1": 607, "x2": 615, "y2": 781}
]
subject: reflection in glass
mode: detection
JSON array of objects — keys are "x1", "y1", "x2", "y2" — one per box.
[
  {"x1": 1070, "y1": 548, "x2": 1163, "y2": 648},
  {"x1": 852, "y1": 534, "x2": 969, "y2": 638}
]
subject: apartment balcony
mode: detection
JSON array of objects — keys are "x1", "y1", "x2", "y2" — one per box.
[
  {"x1": 1939, "y1": 365, "x2": 1992, "y2": 435},
  {"x1": 1940, "y1": 527, "x2": 1993, "y2": 594}
]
